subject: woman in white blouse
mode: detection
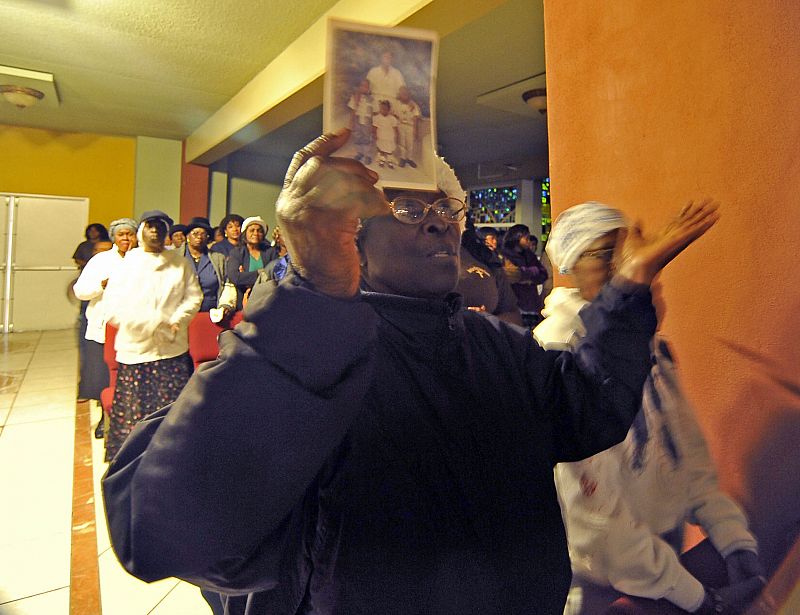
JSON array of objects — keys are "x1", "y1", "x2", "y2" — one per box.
[
  {"x1": 102, "y1": 210, "x2": 201, "y2": 462},
  {"x1": 73, "y1": 218, "x2": 138, "y2": 437}
]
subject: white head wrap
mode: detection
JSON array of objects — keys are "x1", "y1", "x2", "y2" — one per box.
[
  {"x1": 546, "y1": 201, "x2": 627, "y2": 274},
  {"x1": 434, "y1": 155, "x2": 467, "y2": 202},
  {"x1": 109, "y1": 218, "x2": 137, "y2": 242},
  {"x1": 242, "y1": 216, "x2": 267, "y2": 235}
]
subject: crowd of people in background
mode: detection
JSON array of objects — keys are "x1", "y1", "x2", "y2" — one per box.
[
  {"x1": 72, "y1": 192, "x2": 559, "y2": 464},
  {"x1": 71, "y1": 211, "x2": 291, "y2": 455},
  {"x1": 457, "y1": 219, "x2": 552, "y2": 328}
]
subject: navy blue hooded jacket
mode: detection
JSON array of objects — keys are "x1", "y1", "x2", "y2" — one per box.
[{"x1": 102, "y1": 273, "x2": 657, "y2": 614}]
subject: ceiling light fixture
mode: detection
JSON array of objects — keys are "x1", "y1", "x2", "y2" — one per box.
[
  {"x1": 0, "y1": 85, "x2": 45, "y2": 109},
  {"x1": 522, "y1": 88, "x2": 547, "y2": 115}
]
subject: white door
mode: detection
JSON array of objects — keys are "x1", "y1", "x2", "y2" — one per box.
[{"x1": 1, "y1": 194, "x2": 89, "y2": 332}]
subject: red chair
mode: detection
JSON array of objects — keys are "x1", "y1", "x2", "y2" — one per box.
[
  {"x1": 230, "y1": 311, "x2": 244, "y2": 327},
  {"x1": 188, "y1": 312, "x2": 227, "y2": 369},
  {"x1": 100, "y1": 323, "x2": 119, "y2": 416}
]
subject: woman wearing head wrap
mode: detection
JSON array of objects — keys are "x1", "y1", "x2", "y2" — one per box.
[
  {"x1": 102, "y1": 210, "x2": 201, "y2": 461},
  {"x1": 169, "y1": 224, "x2": 188, "y2": 250},
  {"x1": 73, "y1": 218, "x2": 138, "y2": 436},
  {"x1": 534, "y1": 201, "x2": 764, "y2": 615},
  {"x1": 178, "y1": 217, "x2": 227, "y2": 312},
  {"x1": 226, "y1": 216, "x2": 278, "y2": 309}
]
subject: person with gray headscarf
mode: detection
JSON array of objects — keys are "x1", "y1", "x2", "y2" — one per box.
[
  {"x1": 73, "y1": 217, "x2": 138, "y2": 436},
  {"x1": 534, "y1": 201, "x2": 764, "y2": 615}
]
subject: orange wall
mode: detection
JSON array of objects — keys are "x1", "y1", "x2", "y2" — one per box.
[
  {"x1": 544, "y1": 0, "x2": 800, "y2": 573},
  {"x1": 0, "y1": 125, "x2": 136, "y2": 224}
]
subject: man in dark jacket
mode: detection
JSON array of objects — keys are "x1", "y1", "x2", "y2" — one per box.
[{"x1": 102, "y1": 132, "x2": 719, "y2": 615}]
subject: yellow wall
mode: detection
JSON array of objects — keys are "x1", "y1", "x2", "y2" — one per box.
[{"x1": 0, "y1": 125, "x2": 136, "y2": 224}]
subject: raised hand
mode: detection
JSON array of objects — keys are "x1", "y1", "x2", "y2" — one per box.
[
  {"x1": 615, "y1": 198, "x2": 720, "y2": 286},
  {"x1": 277, "y1": 130, "x2": 391, "y2": 298}
]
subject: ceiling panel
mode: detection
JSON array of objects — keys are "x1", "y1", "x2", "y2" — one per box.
[{"x1": 0, "y1": 0, "x2": 341, "y2": 136}]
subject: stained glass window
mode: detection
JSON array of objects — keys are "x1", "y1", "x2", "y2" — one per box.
[
  {"x1": 468, "y1": 186, "x2": 518, "y2": 225},
  {"x1": 540, "y1": 177, "x2": 551, "y2": 243}
]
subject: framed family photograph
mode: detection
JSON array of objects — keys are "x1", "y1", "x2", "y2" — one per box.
[{"x1": 325, "y1": 19, "x2": 439, "y2": 192}]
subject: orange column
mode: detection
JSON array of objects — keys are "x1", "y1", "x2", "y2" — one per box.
[
  {"x1": 544, "y1": 0, "x2": 800, "y2": 574},
  {"x1": 180, "y1": 141, "x2": 210, "y2": 222}
]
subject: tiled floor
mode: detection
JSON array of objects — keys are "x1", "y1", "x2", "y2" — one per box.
[{"x1": 0, "y1": 330, "x2": 210, "y2": 614}]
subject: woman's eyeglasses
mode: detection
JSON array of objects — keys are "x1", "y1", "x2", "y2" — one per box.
[
  {"x1": 388, "y1": 196, "x2": 466, "y2": 225},
  {"x1": 580, "y1": 247, "x2": 615, "y2": 263}
]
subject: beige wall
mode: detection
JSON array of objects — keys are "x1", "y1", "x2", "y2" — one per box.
[
  {"x1": 208, "y1": 170, "x2": 229, "y2": 230},
  {"x1": 544, "y1": 0, "x2": 800, "y2": 573},
  {"x1": 209, "y1": 174, "x2": 281, "y2": 236},
  {"x1": 229, "y1": 177, "x2": 281, "y2": 235},
  {"x1": 134, "y1": 136, "x2": 182, "y2": 222}
]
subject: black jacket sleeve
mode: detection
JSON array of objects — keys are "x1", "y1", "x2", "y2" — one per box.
[
  {"x1": 493, "y1": 266, "x2": 519, "y2": 316},
  {"x1": 102, "y1": 277, "x2": 379, "y2": 591},
  {"x1": 525, "y1": 279, "x2": 657, "y2": 462}
]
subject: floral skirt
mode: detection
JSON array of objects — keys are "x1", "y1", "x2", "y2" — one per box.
[{"x1": 105, "y1": 353, "x2": 193, "y2": 462}]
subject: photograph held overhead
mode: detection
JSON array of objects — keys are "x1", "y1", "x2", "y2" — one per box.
[{"x1": 324, "y1": 19, "x2": 439, "y2": 192}]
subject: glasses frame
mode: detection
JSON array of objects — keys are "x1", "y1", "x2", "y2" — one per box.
[
  {"x1": 579, "y1": 247, "x2": 616, "y2": 264},
  {"x1": 388, "y1": 196, "x2": 466, "y2": 225}
]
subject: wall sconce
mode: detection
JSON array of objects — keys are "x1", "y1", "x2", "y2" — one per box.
[
  {"x1": 0, "y1": 85, "x2": 45, "y2": 109},
  {"x1": 522, "y1": 88, "x2": 547, "y2": 115}
]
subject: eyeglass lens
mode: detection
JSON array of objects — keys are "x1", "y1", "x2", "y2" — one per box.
[
  {"x1": 582, "y1": 247, "x2": 615, "y2": 262},
  {"x1": 392, "y1": 197, "x2": 464, "y2": 224}
]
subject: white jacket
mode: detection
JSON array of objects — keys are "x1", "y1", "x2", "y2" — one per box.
[
  {"x1": 73, "y1": 248, "x2": 126, "y2": 343},
  {"x1": 534, "y1": 288, "x2": 757, "y2": 613},
  {"x1": 103, "y1": 247, "x2": 201, "y2": 365}
]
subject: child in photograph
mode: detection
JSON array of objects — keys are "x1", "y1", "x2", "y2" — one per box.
[
  {"x1": 373, "y1": 99, "x2": 399, "y2": 168},
  {"x1": 395, "y1": 86, "x2": 421, "y2": 168},
  {"x1": 347, "y1": 79, "x2": 375, "y2": 164}
]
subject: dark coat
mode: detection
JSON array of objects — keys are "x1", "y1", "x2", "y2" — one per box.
[
  {"x1": 210, "y1": 238, "x2": 238, "y2": 258},
  {"x1": 456, "y1": 246, "x2": 518, "y2": 316},
  {"x1": 179, "y1": 244, "x2": 226, "y2": 308},
  {"x1": 501, "y1": 247, "x2": 549, "y2": 313},
  {"x1": 102, "y1": 274, "x2": 656, "y2": 615},
  {"x1": 226, "y1": 245, "x2": 279, "y2": 292}
]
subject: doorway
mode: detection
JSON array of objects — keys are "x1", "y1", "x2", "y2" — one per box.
[{"x1": 0, "y1": 193, "x2": 89, "y2": 332}]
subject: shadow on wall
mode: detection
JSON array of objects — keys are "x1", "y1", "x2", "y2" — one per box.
[
  {"x1": 4, "y1": 126, "x2": 101, "y2": 151},
  {"x1": 745, "y1": 408, "x2": 800, "y2": 576},
  {"x1": 720, "y1": 337, "x2": 800, "y2": 576}
]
